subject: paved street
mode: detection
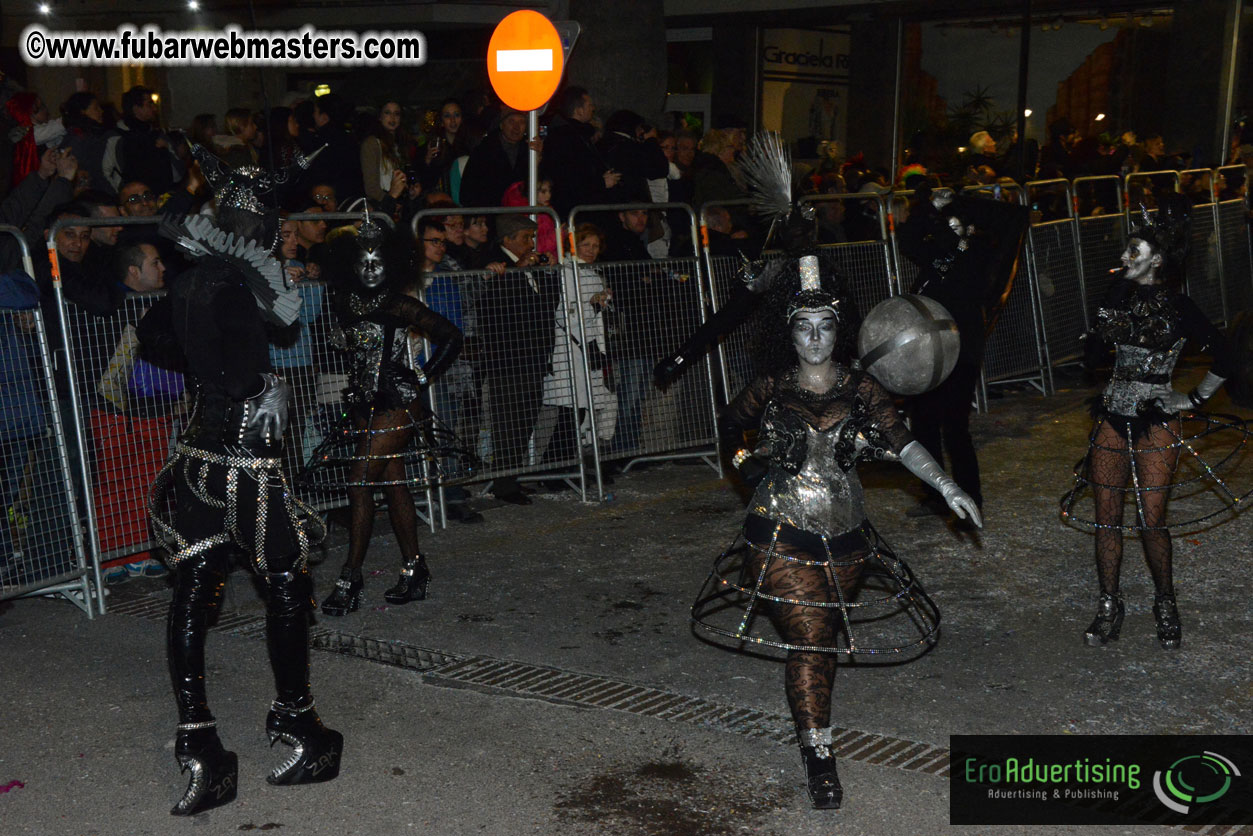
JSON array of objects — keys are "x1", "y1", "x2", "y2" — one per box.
[{"x1": 2, "y1": 368, "x2": 1250, "y2": 835}]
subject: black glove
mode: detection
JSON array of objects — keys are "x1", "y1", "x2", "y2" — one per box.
[
  {"x1": 732, "y1": 449, "x2": 769, "y2": 488},
  {"x1": 654, "y1": 352, "x2": 689, "y2": 388}
]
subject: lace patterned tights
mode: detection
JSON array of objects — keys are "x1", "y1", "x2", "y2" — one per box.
[
  {"x1": 344, "y1": 404, "x2": 421, "y2": 570},
  {"x1": 751, "y1": 540, "x2": 863, "y2": 730},
  {"x1": 1088, "y1": 419, "x2": 1179, "y2": 597}
]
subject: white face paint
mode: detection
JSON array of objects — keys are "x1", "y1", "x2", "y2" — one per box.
[
  {"x1": 354, "y1": 248, "x2": 386, "y2": 288},
  {"x1": 1121, "y1": 237, "x2": 1160, "y2": 284},
  {"x1": 791, "y1": 309, "x2": 837, "y2": 368}
]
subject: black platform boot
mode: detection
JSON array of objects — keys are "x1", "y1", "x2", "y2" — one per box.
[
  {"x1": 798, "y1": 727, "x2": 843, "y2": 810},
  {"x1": 1083, "y1": 592, "x2": 1124, "y2": 647},
  {"x1": 266, "y1": 698, "x2": 343, "y2": 785},
  {"x1": 320, "y1": 567, "x2": 362, "y2": 616},
  {"x1": 1153, "y1": 592, "x2": 1182, "y2": 650},
  {"x1": 171, "y1": 723, "x2": 238, "y2": 815},
  {"x1": 383, "y1": 555, "x2": 430, "y2": 604}
]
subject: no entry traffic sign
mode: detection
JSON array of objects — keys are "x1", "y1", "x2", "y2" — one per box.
[{"x1": 487, "y1": 10, "x2": 564, "y2": 112}]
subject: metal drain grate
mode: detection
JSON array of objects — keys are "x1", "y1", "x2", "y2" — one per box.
[{"x1": 422, "y1": 655, "x2": 952, "y2": 777}]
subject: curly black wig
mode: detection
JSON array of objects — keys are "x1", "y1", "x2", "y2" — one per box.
[{"x1": 749, "y1": 252, "x2": 861, "y2": 377}]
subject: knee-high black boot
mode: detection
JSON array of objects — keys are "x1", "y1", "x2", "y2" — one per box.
[
  {"x1": 264, "y1": 564, "x2": 343, "y2": 785},
  {"x1": 167, "y1": 551, "x2": 238, "y2": 815}
]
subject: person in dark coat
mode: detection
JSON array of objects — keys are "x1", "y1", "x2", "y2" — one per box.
[
  {"x1": 477, "y1": 214, "x2": 561, "y2": 502},
  {"x1": 301, "y1": 94, "x2": 364, "y2": 205},
  {"x1": 897, "y1": 182, "x2": 1029, "y2": 521},
  {"x1": 459, "y1": 110, "x2": 530, "y2": 208},
  {"x1": 541, "y1": 86, "x2": 621, "y2": 218},
  {"x1": 597, "y1": 110, "x2": 668, "y2": 206}
]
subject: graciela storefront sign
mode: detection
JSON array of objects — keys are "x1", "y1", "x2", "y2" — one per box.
[
  {"x1": 759, "y1": 27, "x2": 850, "y2": 158},
  {"x1": 950, "y1": 735, "x2": 1253, "y2": 825}
]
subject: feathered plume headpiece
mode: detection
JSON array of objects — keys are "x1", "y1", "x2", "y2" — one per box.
[{"x1": 734, "y1": 132, "x2": 819, "y2": 294}]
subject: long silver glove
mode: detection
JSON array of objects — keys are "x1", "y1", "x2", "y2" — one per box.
[
  {"x1": 899, "y1": 440, "x2": 982, "y2": 527},
  {"x1": 1155, "y1": 371, "x2": 1226, "y2": 413},
  {"x1": 244, "y1": 372, "x2": 290, "y2": 446}
]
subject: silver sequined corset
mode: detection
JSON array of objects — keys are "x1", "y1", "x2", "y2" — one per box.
[
  {"x1": 750, "y1": 421, "x2": 865, "y2": 540},
  {"x1": 342, "y1": 320, "x2": 421, "y2": 406},
  {"x1": 1102, "y1": 338, "x2": 1185, "y2": 417}
]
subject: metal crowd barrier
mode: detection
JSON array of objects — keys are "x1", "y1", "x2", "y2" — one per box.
[
  {"x1": 569, "y1": 202, "x2": 719, "y2": 476},
  {"x1": 0, "y1": 225, "x2": 94, "y2": 615},
  {"x1": 958, "y1": 184, "x2": 1051, "y2": 395},
  {"x1": 1178, "y1": 168, "x2": 1227, "y2": 325},
  {"x1": 1215, "y1": 165, "x2": 1253, "y2": 316},
  {"x1": 1023, "y1": 179, "x2": 1088, "y2": 368},
  {"x1": 1072, "y1": 175, "x2": 1126, "y2": 325},
  {"x1": 410, "y1": 206, "x2": 596, "y2": 501}
]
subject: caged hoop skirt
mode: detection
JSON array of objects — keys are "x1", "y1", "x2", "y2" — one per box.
[
  {"x1": 690, "y1": 517, "x2": 942, "y2": 657},
  {"x1": 1060, "y1": 410, "x2": 1252, "y2": 533},
  {"x1": 299, "y1": 400, "x2": 479, "y2": 492}
]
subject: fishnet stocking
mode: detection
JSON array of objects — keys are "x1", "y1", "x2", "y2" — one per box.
[
  {"x1": 1088, "y1": 419, "x2": 1180, "y2": 596},
  {"x1": 344, "y1": 403, "x2": 422, "y2": 570},
  {"x1": 751, "y1": 540, "x2": 864, "y2": 730}
]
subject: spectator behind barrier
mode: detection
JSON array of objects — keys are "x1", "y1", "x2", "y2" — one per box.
[
  {"x1": 479, "y1": 214, "x2": 560, "y2": 504},
  {"x1": 541, "y1": 86, "x2": 621, "y2": 218},
  {"x1": 460, "y1": 109, "x2": 530, "y2": 209}
]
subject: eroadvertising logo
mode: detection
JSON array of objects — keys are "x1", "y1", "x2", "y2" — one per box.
[
  {"x1": 1152, "y1": 751, "x2": 1240, "y2": 814},
  {"x1": 950, "y1": 736, "x2": 1253, "y2": 826}
]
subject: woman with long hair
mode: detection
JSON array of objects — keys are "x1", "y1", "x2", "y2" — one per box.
[{"x1": 361, "y1": 100, "x2": 414, "y2": 203}]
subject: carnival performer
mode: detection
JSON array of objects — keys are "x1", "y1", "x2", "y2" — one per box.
[
  {"x1": 142, "y1": 144, "x2": 341, "y2": 815},
  {"x1": 896, "y1": 175, "x2": 1029, "y2": 521},
  {"x1": 315, "y1": 213, "x2": 463, "y2": 616},
  {"x1": 1070, "y1": 196, "x2": 1231, "y2": 649},
  {"x1": 693, "y1": 251, "x2": 980, "y2": 810}
]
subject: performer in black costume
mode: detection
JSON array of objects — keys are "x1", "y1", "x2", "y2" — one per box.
[
  {"x1": 896, "y1": 181, "x2": 1029, "y2": 518},
  {"x1": 693, "y1": 252, "x2": 980, "y2": 810},
  {"x1": 1068, "y1": 197, "x2": 1233, "y2": 649},
  {"x1": 315, "y1": 214, "x2": 463, "y2": 616},
  {"x1": 144, "y1": 145, "x2": 341, "y2": 815}
]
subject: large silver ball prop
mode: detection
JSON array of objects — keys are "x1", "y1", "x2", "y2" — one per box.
[{"x1": 857, "y1": 294, "x2": 961, "y2": 395}]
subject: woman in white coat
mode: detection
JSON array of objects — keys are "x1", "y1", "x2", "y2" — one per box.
[{"x1": 533, "y1": 223, "x2": 618, "y2": 464}]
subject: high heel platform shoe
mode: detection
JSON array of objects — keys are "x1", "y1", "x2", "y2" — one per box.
[
  {"x1": 320, "y1": 568, "x2": 362, "y2": 617},
  {"x1": 1083, "y1": 592, "x2": 1124, "y2": 647},
  {"x1": 798, "y1": 727, "x2": 843, "y2": 810},
  {"x1": 171, "y1": 723, "x2": 238, "y2": 816},
  {"x1": 1153, "y1": 592, "x2": 1182, "y2": 650},
  {"x1": 266, "y1": 699, "x2": 343, "y2": 785},
  {"x1": 384, "y1": 555, "x2": 430, "y2": 605}
]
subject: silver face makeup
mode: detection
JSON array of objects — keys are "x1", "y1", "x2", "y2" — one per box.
[
  {"x1": 791, "y1": 310, "x2": 837, "y2": 367},
  {"x1": 1121, "y1": 237, "x2": 1160, "y2": 284},
  {"x1": 354, "y1": 249, "x2": 386, "y2": 288}
]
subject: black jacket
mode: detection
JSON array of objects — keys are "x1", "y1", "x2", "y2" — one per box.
[
  {"x1": 541, "y1": 116, "x2": 610, "y2": 218},
  {"x1": 459, "y1": 132, "x2": 528, "y2": 209}
]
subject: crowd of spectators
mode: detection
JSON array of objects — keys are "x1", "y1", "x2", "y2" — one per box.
[{"x1": 1, "y1": 71, "x2": 1250, "y2": 578}]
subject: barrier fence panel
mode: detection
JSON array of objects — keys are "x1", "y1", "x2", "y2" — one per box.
[
  {"x1": 58, "y1": 291, "x2": 182, "y2": 571},
  {"x1": 888, "y1": 189, "x2": 920, "y2": 294},
  {"x1": 1183, "y1": 196, "x2": 1227, "y2": 325},
  {"x1": 1215, "y1": 166, "x2": 1252, "y2": 317},
  {"x1": 1024, "y1": 180, "x2": 1087, "y2": 368},
  {"x1": 411, "y1": 205, "x2": 591, "y2": 501},
  {"x1": 1, "y1": 225, "x2": 93, "y2": 613},
  {"x1": 1073, "y1": 176, "x2": 1126, "y2": 325},
  {"x1": 593, "y1": 256, "x2": 715, "y2": 462},
  {"x1": 571, "y1": 203, "x2": 718, "y2": 474}
]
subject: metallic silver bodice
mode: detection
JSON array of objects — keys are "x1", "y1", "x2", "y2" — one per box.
[
  {"x1": 342, "y1": 320, "x2": 421, "y2": 406},
  {"x1": 1102, "y1": 338, "x2": 1185, "y2": 416},
  {"x1": 750, "y1": 422, "x2": 864, "y2": 539}
]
